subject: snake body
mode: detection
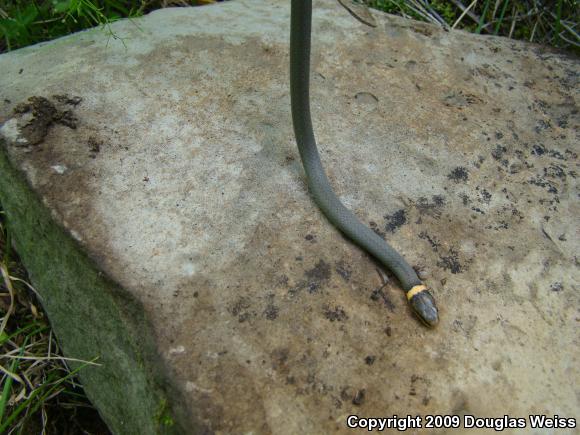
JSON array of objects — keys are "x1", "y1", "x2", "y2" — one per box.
[{"x1": 290, "y1": 0, "x2": 438, "y2": 327}]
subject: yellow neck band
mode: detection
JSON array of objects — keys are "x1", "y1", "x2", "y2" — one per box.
[{"x1": 406, "y1": 284, "x2": 427, "y2": 300}]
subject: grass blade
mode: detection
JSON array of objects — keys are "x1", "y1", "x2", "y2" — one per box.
[
  {"x1": 0, "y1": 337, "x2": 27, "y2": 425},
  {"x1": 476, "y1": 0, "x2": 492, "y2": 33},
  {"x1": 0, "y1": 358, "x2": 96, "y2": 433},
  {"x1": 554, "y1": 0, "x2": 563, "y2": 46},
  {"x1": 494, "y1": 0, "x2": 510, "y2": 34}
]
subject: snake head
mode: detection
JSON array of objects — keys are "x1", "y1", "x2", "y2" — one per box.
[{"x1": 408, "y1": 288, "x2": 439, "y2": 328}]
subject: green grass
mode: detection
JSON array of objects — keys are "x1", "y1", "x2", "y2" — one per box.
[
  {"x1": 0, "y1": 0, "x2": 143, "y2": 52},
  {"x1": 0, "y1": 207, "x2": 108, "y2": 434},
  {"x1": 0, "y1": 1, "x2": 222, "y2": 53},
  {"x1": 0, "y1": 1, "x2": 577, "y2": 54},
  {"x1": 368, "y1": 0, "x2": 579, "y2": 52}
]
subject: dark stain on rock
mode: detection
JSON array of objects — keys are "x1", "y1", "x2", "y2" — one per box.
[
  {"x1": 369, "y1": 221, "x2": 386, "y2": 240},
  {"x1": 409, "y1": 374, "x2": 432, "y2": 401},
  {"x1": 415, "y1": 195, "x2": 446, "y2": 219},
  {"x1": 384, "y1": 209, "x2": 407, "y2": 233},
  {"x1": 271, "y1": 347, "x2": 290, "y2": 375},
  {"x1": 277, "y1": 274, "x2": 289, "y2": 287},
  {"x1": 476, "y1": 187, "x2": 492, "y2": 204},
  {"x1": 409, "y1": 375, "x2": 419, "y2": 396},
  {"x1": 370, "y1": 287, "x2": 396, "y2": 312},
  {"x1": 508, "y1": 162, "x2": 523, "y2": 174},
  {"x1": 534, "y1": 119, "x2": 552, "y2": 133},
  {"x1": 335, "y1": 261, "x2": 352, "y2": 282},
  {"x1": 52, "y1": 94, "x2": 82, "y2": 106},
  {"x1": 491, "y1": 144, "x2": 508, "y2": 166},
  {"x1": 87, "y1": 136, "x2": 102, "y2": 158},
  {"x1": 486, "y1": 220, "x2": 508, "y2": 231},
  {"x1": 528, "y1": 175, "x2": 558, "y2": 194},
  {"x1": 547, "y1": 149, "x2": 565, "y2": 160},
  {"x1": 352, "y1": 389, "x2": 366, "y2": 406},
  {"x1": 550, "y1": 148, "x2": 575, "y2": 160},
  {"x1": 14, "y1": 97, "x2": 57, "y2": 146},
  {"x1": 263, "y1": 304, "x2": 279, "y2": 320},
  {"x1": 304, "y1": 260, "x2": 331, "y2": 293},
  {"x1": 543, "y1": 164, "x2": 566, "y2": 180},
  {"x1": 531, "y1": 144, "x2": 546, "y2": 156},
  {"x1": 340, "y1": 386, "x2": 353, "y2": 402},
  {"x1": 443, "y1": 90, "x2": 483, "y2": 108},
  {"x1": 447, "y1": 166, "x2": 469, "y2": 182},
  {"x1": 437, "y1": 248, "x2": 464, "y2": 274},
  {"x1": 459, "y1": 193, "x2": 471, "y2": 206},
  {"x1": 323, "y1": 305, "x2": 348, "y2": 322},
  {"x1": 419, "y1": 232, "x2": 466, "y2": 273},
  {"x1": 230, "y1": 297, "x2": 255, "y2": 323},
  {"x1": 473, "y1": 156, "x2": 486, "y2": 169},
  {"x1": 418, "y1": 231, "x2": 441, "y2": 251},
  {"x1": 289, "y1": 260, "x2": 333, "y2": 297}
]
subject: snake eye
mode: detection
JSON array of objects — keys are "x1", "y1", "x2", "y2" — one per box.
[{"x1": 409, "y1": 290, "x2": 439, "y2": 327}]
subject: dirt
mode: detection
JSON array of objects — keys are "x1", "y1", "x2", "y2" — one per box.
[
  {"x1": 383, "y1": 208, "x2": 407, "y2": 233},
  {"x1": 9, "y1": 95, "x2": 81, "y2": 146},
  {"x1": 447, "y1": 166, "x2": 469, "y2": 182}
]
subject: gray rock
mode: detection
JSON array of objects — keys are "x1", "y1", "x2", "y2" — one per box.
[{"x1": 0, "y1": 0, "x2": 578, "y2": 433}]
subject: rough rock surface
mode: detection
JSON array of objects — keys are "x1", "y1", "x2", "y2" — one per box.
[{"x1": 0, "y1": 0, "x2": 578, "y2": 433}]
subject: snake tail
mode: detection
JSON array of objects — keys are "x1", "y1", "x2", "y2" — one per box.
[{"x1": 289, "y1": 0, "x2": 439, "y2": 327}]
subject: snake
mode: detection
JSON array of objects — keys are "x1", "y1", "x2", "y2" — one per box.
[{"x1": 289, "y1": 0, "x2": 439, "y2": 327}]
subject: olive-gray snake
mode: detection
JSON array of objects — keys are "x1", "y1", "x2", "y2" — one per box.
[{"x1": 289, "y1": 0, "x2": 439, "y2": 327}]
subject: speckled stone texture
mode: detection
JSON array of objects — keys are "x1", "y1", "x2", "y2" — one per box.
[{"x1": 0, "y1": 0, "x2": 578, "y2": 433}]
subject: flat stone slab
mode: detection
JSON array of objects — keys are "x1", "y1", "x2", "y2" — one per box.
[{"x1": 1, "y1": 0, "x2": 578, "y2": 433}]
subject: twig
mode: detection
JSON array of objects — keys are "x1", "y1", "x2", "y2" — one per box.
[
  {"x1": 449, "y1": 0, "x2": 481, "y2": 25},
  {"x1": 0, "y1": 363, "x2": 24, "y2": 384},
  {"x1": 485, "y1": 7, "x2": 544, "y2": 29},
  {"x1": 403, "y1": 0, "x2": 440, "y2": 24},
  {"x1": 547, "y1": 10, "x2": 580, "y2": 41},
  {"x1": 530, "y1": 18, "x2": 539, "y2": 42},
  {"x1": 32, "y1": 17, "x2": 64, "y2": 25},
  {"x1": 7, "y1": 276, "x2": 41, "y2": 299},
  {"x1": 3, "y1": 355, "x2": 101, "y2": 366},
  {"x1": 417, "y1": 0, "x2": 449, "y2": 27},
  {"x1": 508, "y1": 5, "x2": 517, "y2": 38},
  {"x1": 559, "y1": 33, "x2": 580, "y2": 47},
  {"x1": 0, "y1": 263, "x2": 14, "y2": 339},
  {"x1": 554, "y1": 0, "x2": 563, "y2": 45},
  {"x1": 491, "y1": 0, "x2": 501, "y2": 21},
  {"x1": 453, "y1": 0, "x2": 478, "y2": 29}
]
